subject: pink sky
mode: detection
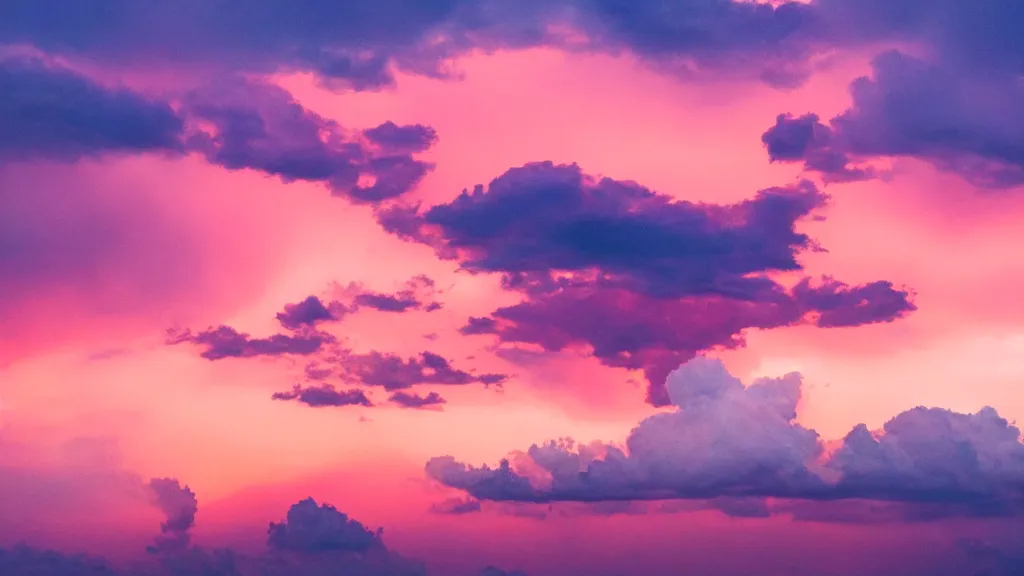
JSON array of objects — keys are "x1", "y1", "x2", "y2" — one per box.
[{"x1": 3, "y1": 23, "x2": 1024, "y2": 576}]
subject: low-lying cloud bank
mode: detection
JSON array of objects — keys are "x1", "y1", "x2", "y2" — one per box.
[{"x1": 427, "y1": 358, "x2": 1024, "y2": 520}]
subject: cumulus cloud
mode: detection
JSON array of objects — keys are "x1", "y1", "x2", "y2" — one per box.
[
  {"x1": 267, "y1": 498, "x2": 382, "y2": 554},
  {"x1": 387, "y1": 162, "x2": 914, "y2": 404},
  {"x1": 276, "y1": 297, "x2": 351, "y2": 331},
  {"x1": 0, "y1": 490, "x2": 444, "y2": 576},
  {"x1": 147, "y1": 478, "x2": 198, "y2": 554},
  {"x1": 426, "y1": 358, "x2": 1024, "y2": 518}
]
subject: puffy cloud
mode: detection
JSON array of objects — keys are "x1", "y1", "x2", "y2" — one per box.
[
  {"x1": 147, "y1": 478, "x2": 198, "y2": 554},
  {"x1": 276, "y1": 297, "x2": 350, "y2": 331},
  {"x1": 0, "y1": 491, "x2": 445, "y2": 576},
  {"x1": 167, "y1": 326, "x2": 333, "y2": 360},
  {"x1": 426, "y1": 358, "x2": 1024, "y2": 517},
  {"x1": 763, "y1": 50, "x2": 1024, "y2": 188},
  {"x1": 392, "y1": 162, "x2": 912, "y2": 404},
  {"x1": 0, "y1": 56, "x2": 184, "y2": 163},
  {"x1": 411, "y1": 162, "x2": 827, "y2": 300},
  {"x1": 389, "y1": 391, "x2": 447, "y2": 409},
  {"x1": 267, "y1": 498, "x2": 382, "y2": 554},
  {"x1": 271, "y1": 384, "x2": 374, "y2": 408}
]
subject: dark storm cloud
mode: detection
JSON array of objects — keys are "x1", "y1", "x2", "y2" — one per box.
[
  {"x1": 167, "y1": 325, "x2": 333, "y2": 360},
  {"x1": 426, "y1": 358, "x2": 1024, "y2": 517},
  {"x1": 0, "y1": 56, "x2": 184, "y2": 162},
  {"x1": 271, "y1": 384, "x2": 374, "y2": 408},
  {"x1": 395, "y1": 162, "x2": 913, "y2": 405}
]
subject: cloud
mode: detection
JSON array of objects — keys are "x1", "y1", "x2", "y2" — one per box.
[
  {"x1": 337, "y1": 350, "x2": 505, "y2": 391},
  {"x1": 183, "y1": 79, "x2": 436, "y2": 203},
  {"x1": 271, "y1": 384, "x2": 374, "y2": 408},
  {"x1": 0, "y1": 490, "x2": 440, "y2": 576},
  {"x1": 7, "y1": 0, "x2": 1024, "y2": 98},
  {"x1": 763, "y1": 50, "x2": 1024, "y2": 188},
  {"x1": 0, "y1": 56, "x2": 184, "y2": 163},
  {"x1": 791, "y1": 277, "x2": 917, "y2": 328},
  {"x1": 0, "y1": 546, "x2": 121, "y2": 576},
  {"x1": 426, "y1": 357, "x2": 1024, "y2": 518},
  {"x1": 267, "y1": 498, "x2": 382, "y2": 554},
  {"x1": 146, "y1": 479, "x2": 198, "y2": 554},
  {"x1": 390, "y1": 161, "x2": 913, "y2": 404},
  {"x1": 275, "y1": 276, "x2": 443, "y2": 333},
  {"x1": 276, "y1": 297, "x2": 351, "y2": 331},
  {"x1": 0, "y1": 0, "x2": 825, "y2": 89},
  {"x1": 348, "y1": 275, "x2": 442, "y2": 313},
  {"x1": 0, "y1": 59, "x2": 435, "y2": 202},
  {"x1": 167, "y1": 326, "x2": 333, "y2": 360},
  {"x1": 428, "y1": 497, "x2": 481, "y2": 515},
  {"x1": 390, "y1": 391, "x2": 447, "y2": 409}
]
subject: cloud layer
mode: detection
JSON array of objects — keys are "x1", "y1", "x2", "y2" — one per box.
[{"x1": 427, "y1": 358, "x2": 1024, "y2": 518}]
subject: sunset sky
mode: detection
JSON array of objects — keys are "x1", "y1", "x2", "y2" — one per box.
[{"x1": 2, "y1": 2, "x2": 1024, "y2": 575}]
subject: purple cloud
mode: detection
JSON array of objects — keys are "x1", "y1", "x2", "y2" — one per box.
[
  {"x1": 0, "y1": 0, "x2": 822, "y2": 89},
  {"x1": 792, "y1": 277, "x2": 917, "y2": 328},
  {"x1": 428, "y1": 497, "x2": 481, "y2": 515},
  {"x1": 267, "y1": 498, "x2": 383, "y2": 554},
  {"x1": 347, "y1": 275, "x2": 443, "y2": 313},
  {"x1": 338, "y1": 350, "x2": 504, "y2": 391},
  {"x1": 426, "y1": 358, "x2": 1024, "y2": 518},
  {"x1": 276, "y1": 296, "x2": 350, "y2": 330},
  {"x1": 0, "y1": 56, "x2": 184, "y2": 163},
  {"x1": 271, "y1": 384, "x2": 373, "y2": 408},
  {"x1": 764, "y1": 50, "x2": 1024, "y2": 188},
  {"x1": 386, "y1": 162, "x2": 913, "y2": 405},
  {"x1": 390, "y1": 391, "x2": 447, "y2": 409},
  {"x1": 146, "y1": 478, "x2": 198, "y2": 554},
  {"x1": 167, "y1": 325, "x2": 332, "y2": 360},
  {"x1": 184, "y1": 79, "x2": 435, "y2": 203},
  {"x1": 363, "y1": 122, "x2": 438, "y2": 154}
]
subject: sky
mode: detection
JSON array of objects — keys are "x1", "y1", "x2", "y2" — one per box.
[{"x1": 1, "y1": 1, "x2": 1024, "y2": 575}]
